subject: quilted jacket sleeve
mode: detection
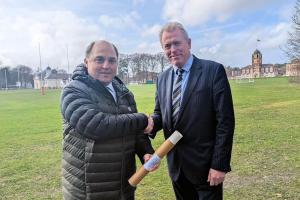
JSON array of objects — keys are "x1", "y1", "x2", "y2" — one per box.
[
  {"x1": 135, "y1": 132, "x2": 155, "y2": 164},
  {"x1": 61, "y1": 81, "x2": 148, "y2": 141}
]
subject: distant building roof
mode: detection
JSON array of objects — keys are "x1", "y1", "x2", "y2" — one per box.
[
  {"x1": 253, "y1": 49, "x2": 262, "y2": 55},
  {"x1": 34, "y1": 67, "x2": 70, "y2": 80},
  {"x1": 241, "y1": 65, "x2": 252, "y2": 69},
  {"x1": 45, "y1": 73, "x2": 69, "y2": 80},
  {"x1": 291, "y1": 58, "x2": 300, "y2": 64}
]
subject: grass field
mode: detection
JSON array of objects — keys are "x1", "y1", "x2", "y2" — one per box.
[{"x1": 0, "y1": 77, "x2": 299, "y2": 199}]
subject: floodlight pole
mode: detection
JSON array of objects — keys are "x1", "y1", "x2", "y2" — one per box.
[
  {"x1": 67, "y1": 45, "x2": 70, "y2": 73},
  {"x1": 18, "y1": 67, "x2": 20, "y2": 88},
  {"x1": 256, "y1": 39, "x2": 260, "y2": 49},
  {"x1": 4, "y1": 68, "x2": 8, "y2": 91},
  {"x1": 39, "y1": 43, "x2": 45, "y2": 95},
  {"x1": 66, "y1": 44, "x2": 70, "y2": 80}
]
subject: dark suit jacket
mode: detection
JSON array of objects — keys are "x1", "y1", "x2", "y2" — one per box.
[{"x1": 151, "y1": 55, "x2": 235, "y2": 185}]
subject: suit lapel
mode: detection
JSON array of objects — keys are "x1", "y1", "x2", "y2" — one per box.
[
  {"x1": 177, "y1": 57, "x2": 202, "y2": 122},
  {"x1": 165, "y1": 68, "x2": 174, "y2": 130}
]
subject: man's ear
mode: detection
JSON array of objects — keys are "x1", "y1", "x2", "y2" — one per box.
[
  {"x1": 84, "y1": 58, "x2": 88, "y2": 66},
  {"x1": 188, "y1": 38, "x2": 191, "y2": 49}
]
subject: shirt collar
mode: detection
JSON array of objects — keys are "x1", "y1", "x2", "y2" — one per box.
[
  {"x1": 173, "y1": 54, "x2": 193, "y2": 73},
  {"x1": 106, "y1": 82, "x2": 114, "y2": 92}
]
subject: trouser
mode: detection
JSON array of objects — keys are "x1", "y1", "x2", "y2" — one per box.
[{"x1": 171, "y1": 171, "x2": 223, "y2": 200}]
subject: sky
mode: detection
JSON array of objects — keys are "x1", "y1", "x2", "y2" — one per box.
[{"x1": 0, "y1": 0, "x2": 297, "y2": 72}]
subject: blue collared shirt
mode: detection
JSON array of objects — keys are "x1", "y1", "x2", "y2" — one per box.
[{"x1": 172, "y1": 54, "x2": 193, "y2": 103}]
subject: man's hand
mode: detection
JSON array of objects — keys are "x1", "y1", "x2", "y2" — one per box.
[
  {"x1": 144, "y1": 116, "x2": 154, "y2": 134},
  {"x1": 207, "y1": 168, "x2": 226, "y2": 186},
  {"x1": 143, "y1": 154, "x2": 160, "y2": 172}
]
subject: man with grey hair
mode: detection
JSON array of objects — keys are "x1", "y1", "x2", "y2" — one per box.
[
  {"x1": 61, "y1": 40, "x2": 156, "y2": 200},
  {"x1": 145, "y1": 22, "x2": 235, "y2": 199}
]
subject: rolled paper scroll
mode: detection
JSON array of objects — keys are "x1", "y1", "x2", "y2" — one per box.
[{"x1": 128, "y1": 131, "x2": 183, "y2": 186}]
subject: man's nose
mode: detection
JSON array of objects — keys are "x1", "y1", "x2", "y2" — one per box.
[
  {"x1": 102, "y1": 60, "x2": 111, "y2": 69},
  {"x1": 170, "y1": 44, "x2": 177, "y2": 51}
]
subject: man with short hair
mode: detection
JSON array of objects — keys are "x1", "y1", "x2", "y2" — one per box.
[
  {"x1": 146, "y1": 22, "x2": 235, "y2": 200},
  {"x1": 61, "y1": 40, "x2": 155, "y2": 200}
]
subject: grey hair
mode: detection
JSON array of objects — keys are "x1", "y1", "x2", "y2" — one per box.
[
  {"x1": 159, "y1": 22, "x2": 190, "y2": 45},
  {"x1": 85, "y1": 40, "x2": 119, "y2": 58}
]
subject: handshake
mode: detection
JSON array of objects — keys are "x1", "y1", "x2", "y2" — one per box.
[{"x1": 144, "y1": 115, "x2": 154, "y2": 134}]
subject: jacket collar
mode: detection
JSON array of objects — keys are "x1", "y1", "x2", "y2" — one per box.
[{"x1": 71, "y1": 63, "x2": 129, "y2": 98}]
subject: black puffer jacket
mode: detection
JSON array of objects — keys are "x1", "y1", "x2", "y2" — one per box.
[{"x1": 61, "y1": 64, "x2": 154, "y2": 200}]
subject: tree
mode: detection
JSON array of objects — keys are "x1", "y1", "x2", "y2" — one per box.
[
  {"x1": 57, "y1": 69, "x2": 67, "y2": 74},
  {"x1": 115, "y1": 52, "x2": 169, "y2": 83},
  {"x1": 14, "y1": 65, "x2": 34, "y2": 88},
  {"x1": 118, "y1": 54, "x2": 130, "y2": 83},
  {"x1": 285, "y1": 0, "x2": 300, "y2": 83},
  {"x1": 0, "y1": 66, "x2": 13, "y2": 89},
  {"x1": 130, "y1": 53, "x2": 147, "y2": 83},
  {"x1": 0, "y1": 67, "x2": 6, "y2": 89},
  {"x1": 148, "y1": 54, "x2": 158, "y2": 73},
  {"x1": 285, "y1": 0, "x2": 300, "y2": 59},
  {"x1": 156, "y1": 52, "x2": 169, "y2": 72},
  {"x1": 147, "y1": 54, "x2": 159, "y2": 82}
]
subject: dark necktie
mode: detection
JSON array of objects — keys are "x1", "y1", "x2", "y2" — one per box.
[{"x1": 172, "y1": 69, "x2": 184, "y2": 125}]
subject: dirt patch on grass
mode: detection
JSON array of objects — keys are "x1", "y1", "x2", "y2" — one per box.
[
  {"x1": 262, "y1": 100, "x2": 299, "y2": 109},
  {"x1": 224, "y1": 172, "x2": 298, "y2": 189}
]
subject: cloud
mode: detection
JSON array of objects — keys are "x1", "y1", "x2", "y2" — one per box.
[
  {"x1": 0, "y1": 0, "x2": 292, "y2": 72},
  {"x1": 136, "y1": 42, "x2": 161, "y2": 54},
  {"x1": 199, "y1": 44, "x2": 221, "y2": 54},
  {"x1": 98, "y1": 11, "x2": 139, "y2": 30},
  {"x1": 263, "y1": 23, "x2": 290, "y2": 49},
  {"x1": 194, "y1": 22, "x2": 290, "y2": 67},
  {"x1": 163, "y1": 0, "x2": 279, "y2": 26},
  {"x1": 140, "y1": 24, "x2": 162, "y2": 37},
  {"x1": 277, "y1": 2, "x2": 295, "y2": 20},
  {"x1": 132, "y1": 0, "x2": 145, "y2": 6},
  {"x1": 0, "y1": 10, "x2": 106, "y2": 71},
  {"x1": 192, "y1": 21, "x2": 243, "y2": 34}
]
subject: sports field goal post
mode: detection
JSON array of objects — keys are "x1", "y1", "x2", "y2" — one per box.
[{"x1": 235, "y1": 76, "x2": 255, "y2": 84}]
